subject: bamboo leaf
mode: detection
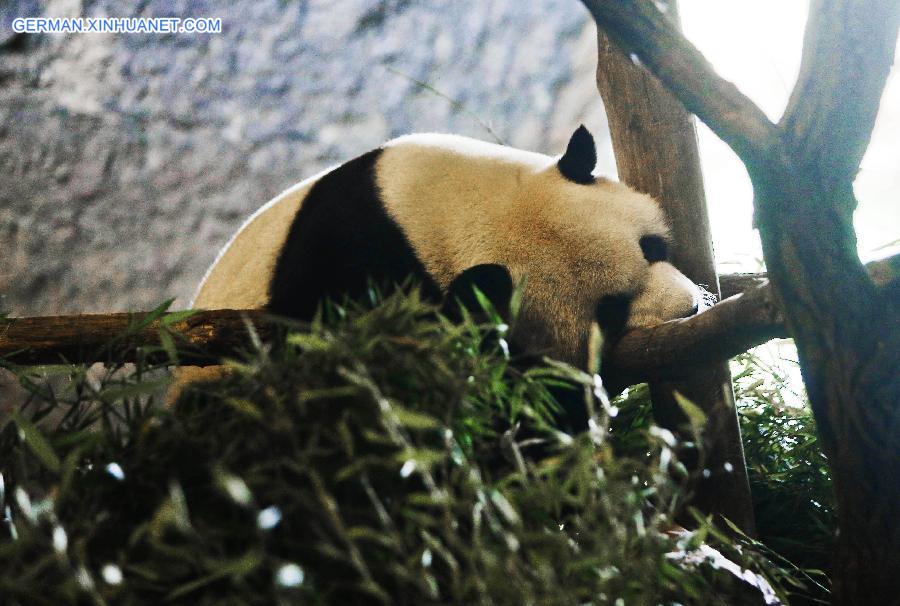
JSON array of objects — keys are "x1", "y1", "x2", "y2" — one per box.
[{"x1": 12, "y1": 411, "x2": 61, "y2": 474}]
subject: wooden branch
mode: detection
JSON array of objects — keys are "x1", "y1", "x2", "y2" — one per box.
[
  {"x1": 609, "y1": 282, "x2": 783, "y2": 384},
  {"x1": 781, "y1": 0, "x2": 900, "y2": 189},
  {"x1": 620, "y1": 254, "x2": 895, "y2": 382},
  {"x1": 719, "y1": 272, "x2": 768, "y2": 299},
  {"x1": 0, "y1": 288, "x2": 776, "y2": 372},
  {"x1": 0, "y1": 309, "x2": 274, "y2": 367},
  {"x1": 580, "y1": 0, "x2": 778, "y2": 165},
  {"x1": 2, "y1": 255, "x2": 894, "y2": 370}
]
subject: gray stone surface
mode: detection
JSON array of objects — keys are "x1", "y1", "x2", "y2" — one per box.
[{"x1": 0, "y1": 0, "x2": 610, "y2": 316}]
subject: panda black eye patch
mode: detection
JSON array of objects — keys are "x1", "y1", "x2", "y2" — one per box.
[{"x1": 639, "y1": 235, "x2": 668, "y2": 263}]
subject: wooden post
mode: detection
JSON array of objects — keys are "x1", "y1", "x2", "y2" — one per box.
[{"x1": 593, "y1": 7, "x2": 755, "y2": 534}]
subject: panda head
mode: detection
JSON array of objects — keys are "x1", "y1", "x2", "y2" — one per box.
[{"x1": 443, "y1": 125, "x2": 703, "y2": 367}]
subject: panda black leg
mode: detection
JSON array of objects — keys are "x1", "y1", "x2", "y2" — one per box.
[
  {"x1": 441, "y1": 263, "x2": 514, "y2": 324},
  {"x1": 267, "y1": 148, "x2": 441, "y2": 321}
]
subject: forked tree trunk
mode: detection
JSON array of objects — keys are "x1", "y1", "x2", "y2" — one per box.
[
  {"x1": 580, "y1": 0, "x2": 900, "y2": 602},
  {"x1": 594, "y1": 7, "x2": 755, "y2": 534}
]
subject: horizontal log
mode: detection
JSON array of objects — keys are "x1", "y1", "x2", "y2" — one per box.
[
  {"x1": 719, "y1": 272, "x2": 768, "y2": 300},
  {"x1": 607, "y1": 281, "x2": 784, "y2": 384},
  {"x1": 609, "y1": 253, "x2": 896, "y2": 383},
  {"x1": 1, "y1": 256, "x2": 895, "y2": 376},
  {"x1": 719, "y1": 252, "x2": 897, "y2": 300},
  {"x1": 0, "y1": 309, "x2": 275, "y2": 366}
]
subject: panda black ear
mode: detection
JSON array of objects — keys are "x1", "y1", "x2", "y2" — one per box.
[
  {"x1": 557, "y1": 124, "x2": 597, "y2": 185},
  {"x1": 442, "y1": 264, "x2": 513, "y2": 323}
]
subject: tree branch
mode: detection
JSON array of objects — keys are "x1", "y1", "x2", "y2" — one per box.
[
  {"x1": 720, "y1": 254, "x2": 898, "y2": 299},
  {"x1": 781, "y1": 0, "x2": 900, "y2": 189},
  {"x1": 607, "y1": 281, "x2": 784, "y2": 384},
  {"x1": 1, "y1": 291, "x2": 780, "y2": 381},
  {"x1": 612, "y1": 253, "x2": 896, "y2": 382},
  {"x1": 719, "y1": 272, "x2": 768, "y2": 299},
  {"x1": 2, "y1": 254, "x2": 894, "y2": 374},
  {"x1": 580, "y1": 0, "x2": 778, "y2": 165},
  {"x1": 0, "y1": 309, "x2": 276, "y2": 367}
]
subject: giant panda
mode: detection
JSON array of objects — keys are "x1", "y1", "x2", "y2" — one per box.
[{"x1": 186, "y1": 126, "x2": 702, "y2": 429}]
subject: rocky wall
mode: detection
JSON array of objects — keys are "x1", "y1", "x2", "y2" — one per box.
[{"x1": 0, "y1": 0, "x2": 610, "y2": 315}]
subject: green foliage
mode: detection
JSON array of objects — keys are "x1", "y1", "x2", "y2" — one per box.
[
  {"x1": 733, "y1": 349, "x2": 835, "y2": 601},
  {"x1": 606, "y1": 349, "x2": 835, "y2": 604},
  {"x1": 1, "y1": 290, "x2": 804, "y2": 604}
]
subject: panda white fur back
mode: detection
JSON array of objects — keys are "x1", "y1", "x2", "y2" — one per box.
[{"x1": 193, "y1": 126, "x2": 700, "y2": 370}]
